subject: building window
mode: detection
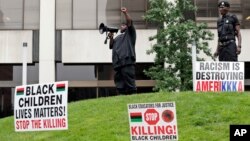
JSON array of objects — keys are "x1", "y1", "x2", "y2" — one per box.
[
  {"x1": 0, "y1": 64, "x2": 39, "y2": 85},
  {"x1": 239, "y1": 0, "x2": 250, "y2": 28},
  {"x1": 0, "y1": 0, "x2": 40, "y2": 29},
  {"x1": 12, "y1": 64, "x2": 39, "y2": 84},
  {"x1": 0, "y1": 88, "x2": 12, "y2": 118},
  {"x1": 122, "y1": 0, "x2": 148, "y2": 28},
  {"x1": 73, "y1": 0, "x2": 97, "y2": 29},
  {"x1": 196, "y1": 0, "x2": 218, "y2": 17},
  {"x1": 0, "y1": 64, "x2": 38, "y2": 118},
  {"x1": 56, "y1": 0, "x2": 150, "y2": 29},
  {"x1": 97, "y1": 0, "x2": 121, "y2": 28},
  {"x1": 23, "y1": 0, "x2": 40, "y2": 29},
  {"x1": 56, "y1": 0, "x2": 72, "y2": 29},
  {"x1": 56, "y1": 63, "x2": 98, "y2": 100},
  {"x1": 0, "y1": 65, "x2": 12, "y2": 80},
  {"x1": 195, "y1": 0, "x2": 250, "y2": 29},
  {"x1": 56, "y1": 63, "x2": 96, "y2": 81},
  {"x1": 0, "y1": 0, "x2": 22, "y2": 29}
]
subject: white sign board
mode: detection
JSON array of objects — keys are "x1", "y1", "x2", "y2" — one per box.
[
  {"x1": 194, "y1": 62, "x2": 244, "y2": 92},
  {"x1": 128, "y1": 102, "x2": 178, "y2": 141},
  {"x1": 14, "y1": 81, "x2": 68, "y2": 131}
]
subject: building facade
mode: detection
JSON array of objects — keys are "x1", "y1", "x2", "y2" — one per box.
[{"x1": 0, "y1": 0, "x2": 250, "y2": 117}]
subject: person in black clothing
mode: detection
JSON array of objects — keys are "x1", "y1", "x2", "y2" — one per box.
[
  {"x1": 214, "y1": 1, "x2": 242, "y2": 61},
  {"x1": 108, "y1": 7, "x2": 137, "y2": 95}
]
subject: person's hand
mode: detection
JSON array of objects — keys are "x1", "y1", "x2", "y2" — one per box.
[
  {"x1": 121, "y1": 7, "x2": 127, "y2": 13},
  {"x1": 236, "y1": 46, "x2": 241, "y2": 55},
  {"x1": 108, "y1": 32, "x2": 114, "y2": 38},
  {"x1": 213, "y1": 51, "x2": 219, "y2": 58}
]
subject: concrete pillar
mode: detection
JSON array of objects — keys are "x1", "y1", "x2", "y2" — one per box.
[{"x1": 39, "y1": 0, "x2": 55, "y2": 83}]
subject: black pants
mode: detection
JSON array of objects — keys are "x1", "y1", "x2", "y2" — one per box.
[
  {"x1": 219, "y1": 41, "x2": 237, "y2": 61},
  {"x1": 114, "y1": 65, "x2": 136, "y2": 95}
]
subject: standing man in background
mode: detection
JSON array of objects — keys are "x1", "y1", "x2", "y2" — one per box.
[
  {"x1": 108, "y1": 7, "x2": 137, "y2": 95},
  {"x1": 214, "y1": 1, "x2": 242, "y2": 61}
]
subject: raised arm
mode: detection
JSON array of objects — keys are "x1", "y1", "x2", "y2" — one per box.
[
  {"x1": 235, "y1": 25, "x2": 242, "y2": 55},
  {"x1": 121, "y1": 7, "x2": 132, "y2": 27},
  {"x1": 214, "y1": 40, "x2": 220, "y2": 59}
]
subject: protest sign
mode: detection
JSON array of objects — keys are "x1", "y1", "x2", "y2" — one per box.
[
  {"x1": 14, "y1": 81, "x2": 68, "y2": 131},
  {"x1": 128, "y1": 102, "x2": 178, "y2": 141},
  {"x1": 194, "y1": 61, "x2": 244, "y2": 92}
]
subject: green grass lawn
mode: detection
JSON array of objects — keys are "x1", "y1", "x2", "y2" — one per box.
[{"x1": 1, "y1": 92, "x2": 250, "y2": 141}]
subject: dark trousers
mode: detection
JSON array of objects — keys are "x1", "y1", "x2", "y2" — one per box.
[
  {"x1": 219, "y1": 41, "x2": 238, "y2": 61},
  {"x1": 114, "y1": 65, "x2": 137, "y2": 95}
]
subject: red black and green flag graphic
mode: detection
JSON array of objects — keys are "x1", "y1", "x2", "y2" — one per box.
[
  {"x1": 16, "y1": 87, "x2": 24, "y2": 96},
  {"x1": 130, "y1": 112, "x2": 142, "y2": 122},
  {"x1": 56, "y1": 83, "x2": 65, "y2": 92}
]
